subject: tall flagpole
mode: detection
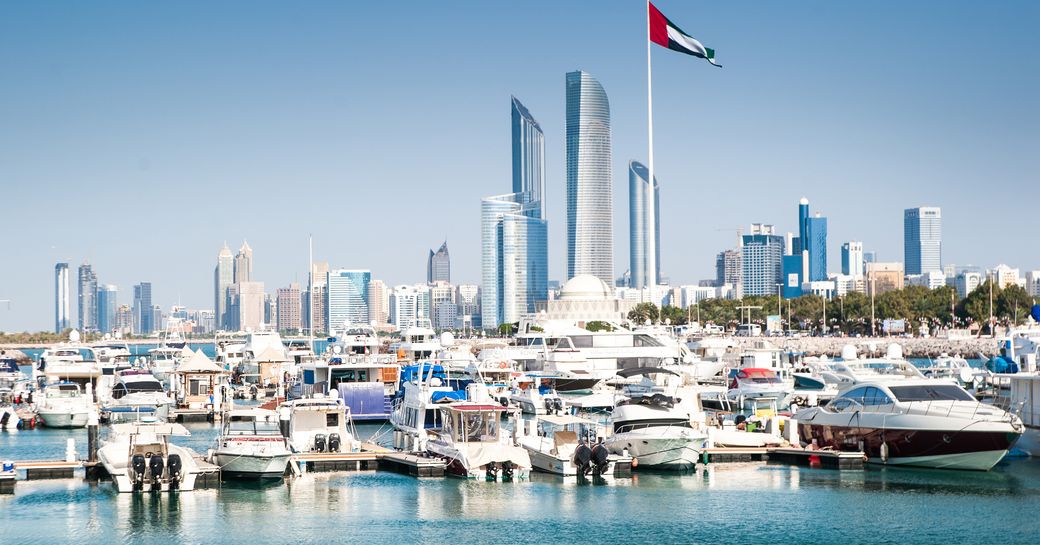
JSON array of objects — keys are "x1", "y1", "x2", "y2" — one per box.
[{"x1": 645, "y1": 0, "x2": 657, "y2": 309}]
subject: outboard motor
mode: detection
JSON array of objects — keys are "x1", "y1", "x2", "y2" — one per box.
[
  {"x1": 149, "y1": 455, "x2": 165, "y2": 490},
  {"x1": 573, "y1": 443, "x2": 593, "y2": 478},
  {"x1": 543, "y1": 398, "x2": 555, "y2": 414},
  {"x1": 591, "y1": 443, "x2": 610, "y2": 476},
  {"x1": 485, "y1": 462, "x2": 498, "y2": 482},
  {"x1": 553, "y1": 398, "x2": 564, "y2": 414},
  {"x1": 249, "y1": 385, "x2": 259, "y2": 400},
  {"x1": 499, "y1": 397, "x2": 509, "y2": 407},
  {"x1": 327, "y1": 433, "x2": 341, "y2": 453},
  {"x1": 167, "y1": 454, "x2": 183, "y2": 489},
  {"x1": 501, "y1": 461, "x2": 514, "y2": 482},
  {"x1": 314, "y1": 433, "x2": 327, "y2": 453},
  {"x1": 131, "y1": 454, "x2": 146, "y2": 491}
]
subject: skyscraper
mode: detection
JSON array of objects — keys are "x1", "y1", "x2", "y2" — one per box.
[
  {"x1": 367, "y1": 279, "x2": 389, "y2": 325},
  {"x1": 566, "y1": 70, "x2": 613, "y2": 286},
  {"x1": 427, "y1": 241, "x2": 450, "y2": 283},
  {"x1": 305, "y1": 261, "x2": 329, "y2": 335},
  {"x1": 629, "y1": 161, "x2": 661, "y2": 288},
  {"x1": 741, "y1": 224, "x2": 785, "y2": 296},
  {"x1": 276, "y1": 283, "x2": 302, "y2": 333},
  {"x1": 132, "y1": 282, "x2": 153, "y2": 334},
  {"x1": 807, "y1": 214, "x2": 828, "y2": 281},
  {"x1": 214, "y1": 243, "x2": 234, "y2": 331},
  {"x1": 389, "y1": 284, "x2": 431, "y2": 330},
  {"x1": 327, "y1": 269, "x2": 371, "y2": 329},
  {"x1": 234, "y1": 241, "x2": 253, "y2": 283},
  {"x1": 481, "y1": 96, "x2": 549, "y2": 330},
  {"x1": 841, "y1": 241, "x2": 864, "y2": 277},
  {"x1": 77, "y1": 262, "x2": 98, "y2": 332},
  {"x1": 904, "y1": 207, "x2": 942, "y2": 275},
  {"x1": 715, "y1": 249, "x2": 741, "y2": 287},
  {"x1": 97, "y1": 284, "x2": 118, "y2": 334},
  {"x1": 55, "y1": 262, "x2": 70, "y2": 333}
]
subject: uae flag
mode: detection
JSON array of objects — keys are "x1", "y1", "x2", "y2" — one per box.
[{"x1": 649, "y1": 2, "x2": 721, "y2": 67}]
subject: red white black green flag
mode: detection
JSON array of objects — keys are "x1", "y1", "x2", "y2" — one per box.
[{"x1": 648, "y1": 2, "x2": 720, "y2": 67}]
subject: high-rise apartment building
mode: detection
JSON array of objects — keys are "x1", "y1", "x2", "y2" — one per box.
[
  {"x1": 214, "y1": 243, "x2": 234, "y2": 331},
  {"x1": 304, "y1": 261, "x2": 330, "y2": 335},
  {"x1": 741, "y1": 224, "x2": 785, "y2": 297},
  {"x1": 327, "y1": 269, "x2": 371, "y2": 330},
  {"x1": 456, "y1": 284, "x2": 481, "y2": 330},
  {"x1": 629, "y1": 161, "x2": 661, "y2": 289},
  {"x1": 566, "y1": 70, "x2": 613, "y2": 286},
  {"x1": 904, "y1": 207, "x2": 942, "y2": 275},
  {"x1": 427, "y1": 242, "x2": 450, "y2": 284},
  {"x1": 715, "y1": 249, "x2": 741, "y2": 288},
  {"x1": 367, "y1": 279, "x2": 389, "y2": 325},
  {"x1": 481, "y1": 96, "x2": 549, "y2": 330},
  {"x1": 806, "y1": 214, "x2": 827, "y2": 281},
  {"x1": 55, "y1": 262, "x2": 70, "y2": 333},
  {"x1": 231, "y1": 281, "x2": 265, "y2": 331},
  {"x1": 77, "y1": 262, "x2": 98, "y2": 332},
  {"x1": 276, "y1": 283, "x2": 302, "y2": 333},
  {"x1": 132, "y1": 282, "x2": 153, "y2": 334},
  {"x1": 97, "y1": 284, "x2": 118, "y2": 334},
  {"x1": 429, "y1": 281, "x2": 456, "y2": 330},
  {"x1": 389, "y1": 284, "x2": 431, "y2": 331},
  {"x1": 841, "y1": 241, "x2": 864, "y2": 277}
]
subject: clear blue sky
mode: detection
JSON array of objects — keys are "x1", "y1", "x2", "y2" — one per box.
[{"x1": 1, "y1": 1, "x2": 1037, "y2": 331}]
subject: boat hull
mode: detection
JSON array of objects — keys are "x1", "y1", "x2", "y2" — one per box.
[
  {"x1": 605, "y1": 431, "x2": 703, "y2": 471},
  {"x1": 553, "y1": 378, "x2": 603, "y2": 393},
  {"x1": 212, "y1": 452, "x2": 290, "y2": 479},
  {"x1": 37, "y1": 410, "x2": 89, "y2": 428}
]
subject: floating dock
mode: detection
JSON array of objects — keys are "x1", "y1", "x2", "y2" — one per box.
[{"x1": 702, "y1": 446, "x2": 865, "y2": 470}]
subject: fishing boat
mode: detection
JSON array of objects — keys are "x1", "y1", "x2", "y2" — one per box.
[
  {"x1": 97, "y1": 422, "x2": 202, "y2": 492},
  {"x1": 208, "y1": 408, "x2": 291, "y2": 479},
  {"x1": 103, "y1": 369, "x2": 174, "y2": 423},
  {"x1": 518, "y1": 414, "x2": 631, "y2": 477},
  {"x1": 425, "y1": 401, "x2": 531, "y2": 481},
  {"x1": 34, "y1": 382, "x2": 93, "y2": 428},
  {"x1": 279, "y1": 395, "x2": 358, "y2": 454}
]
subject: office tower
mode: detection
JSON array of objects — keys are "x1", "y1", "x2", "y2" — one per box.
[
  {"x1": 367, "y1": 279, "x2": 389, "y2": 325},
  {"x1": 214, "y1": 243, "x2": 234, "y2": 330},
  {"x1": 77, "y1": 262, "x2": 98, "y2": 332},
  {"x1": 456, "y1": 284, "x2": 481, "y2": 329},
  {"x1": 629, "y1": 161, "x2": 661, "y2": 289},
  {"x1": 566, "y1": 70, "x2": 613, "y2": 286},
  {"x1": 806, "y1": 214, "x2": 827, "y2": 281},
  {"x1": 132, "y1": 282, "x2": 153, "y2": 334},
  {"x1": 97, "y1": 284, "x2": 118, "y2": 334},
  {"x1": 389, "y1": 284, "x2": 431, "y2": 331},
  {"x1": 427, "y1": 241, "x2": 450, "y2": 283},
  {"x1": 715, "y1": 249, "x2": 741, "y2": 288},
  {"x1": 234, "y1": 240, "x2": 253, "y2": 283},
  {"x1": 264, "y1": 294, "x2": 276, "y2": 327},
  {"x1": 55, "y1": 262, "x2": 70, "y2": 333},
  {"x1": 741, "y1": 224, "x2": 785, "y2": 297},
  {"x1": 481, "y1": 96, "x2": 549, "y2": 330},
  {"x1": 114, "y1": 304, "x2": 134, "y2": 335},
  {"x1": 304, "y1": 261, "x2": 329, "y2": 335},
  {"x1": 276, "y1": 283, "x2": 302, "y2": 333},
  {"x1": 429, "y1": 281, "x2": 456, "y2": 330},
  {"x1": 233, "y1": 281, "x2": 265, "y2": 331},
  {"x1": 841, "y1": 242, "x2": 864, "y2": 277},
  {"x1": 904, "y1": 207, "x2": 942, "y2": 275},
  {"x1": 326, "y1": 269, "x2": 371, "y2": 330}
]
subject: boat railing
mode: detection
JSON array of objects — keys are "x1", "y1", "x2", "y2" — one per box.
[{"x1": 879, "y1": 399, "x2": 1022, "y2": 424}]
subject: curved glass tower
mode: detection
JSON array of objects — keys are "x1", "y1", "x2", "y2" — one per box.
[
  {"x1": 629, "y1": 161, "x2": 660, "y2": 289},
  {"x1": 566, "y1": 70, "x2": 613, "y2": 286}
]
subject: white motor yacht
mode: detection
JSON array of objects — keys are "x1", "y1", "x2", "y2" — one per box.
[
  {"x1": 279, "y1": 396, "x2": 358, "y2": 454},
  {"x1": 518, "y1": 414, "x2": 631, "y2": 477},
  {"x1": 426, "y1": 402, "x2": 531, "y2": 481},
  {"x1": 103, "y1": 369, "x2": 174, "y2": 423},
  {"x1": 391, "y1": 327, "x2": 442, "y2": 362},
  {"x1": 603, "y1": 368, "x2": 706, "y2": 470},
  {"x1": 795, "y1": 380, "x2": 1023, "y2": 471},
  {"x1": 97, "y1": 422, "x2": 202, "y2": 492},
  {"x1": 209, "y1": 408, "x2": 291, "y2": 479},
  {"x1": 508, "y1": 377, "x2": 566, "y2": 415},
  {"x1": 35, "y1": 382, "x2": 93, "y2": 428}
]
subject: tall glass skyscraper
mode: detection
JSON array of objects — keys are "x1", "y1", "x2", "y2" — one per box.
[
  {"x1": 214, "y1": 243, "x2": 234, "y2": 331},
  {"x1": 427, "y1": 241, "x2": 450, "y2": 283},
  {"x1": 97, "y1": 284, "x2": 118, "y2": 334},
  {"x1": 55, "y1": 262, "x2": 69, "y2": 333},
  {"x1": 327, "y1": 269, "x2": 371, "y2": 329},
  {"x1": 742, "y1": 224, "x2": 785, "y2": 297},
  {"x1": 481, "y1": 96, "x2": 549, "y2": 330},
  {"x1": 133, "y1": 282, "x2": 153, "y2": 334},
  {"x1": 807, "y1": 215, "x2": 828, "y2": 281},
  {"x1": 904, "y1": 207, "x2": 942, "y2": 275},
  {"x1": 77, "y1": 262, "x2": 98, "y2": 332},
  {"x1": 566, "y1": 70, "x2": 613, "y2": 286},
  {"x1": 629, "y1": 161, "x2": 660, "y2": 289}
]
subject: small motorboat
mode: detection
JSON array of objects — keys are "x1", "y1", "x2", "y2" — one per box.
[
  {"x1": 103, "y1": 369, "x2": 174, "y2": 423},
  {"x1": 34, "y1": 382, "x2": 93, "y2": 428},
  {"x1": 518, "y1": 414, "x2": 630, "y2": 477},
  {"x1": 97, "y1": 422, "x2": 202, "y2": 492},
  {"x1": 208, "y1": 408, "x2": 291, "y2": 479},
  {"x1": 279, "y1": 395, "x2": 359, "y2": 454}
]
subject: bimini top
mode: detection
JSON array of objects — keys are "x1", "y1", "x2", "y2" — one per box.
[{"x1": 615, "y1": 367, "x2": 680, "y2": 378}]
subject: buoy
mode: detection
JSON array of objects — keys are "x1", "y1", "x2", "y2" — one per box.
[{"x1": 631, "y1": 457, "x2": 638, "y2": 468}]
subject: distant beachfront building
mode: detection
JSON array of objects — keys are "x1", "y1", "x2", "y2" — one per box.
[
  {"x1": 481, "y1": 96, "x2": 548, "y2": 330},
  {"x1": 132, "y1": 282, "x2": 153, "y2": 334},
  {"x1": 55, "y1": 262, "x2": 70, "y2": 333},
  {"x1": 907, "y1": 271, "x2": 947, "y2": 290},
  {"x1": 276, "y1": 283, "x2": 302, "y2": 333},
  {"x1": 991, "y1": 264, "x2": 1022, "y2": 289},
  {"x1": 741, "y1": 224, "x2": 785, "y2": 297},
  {"x1": 806, "y1": 215, "x2": 827, "y2": 281},
  {"x1": 77, "y1": 262, "x2": 98, "y2": 332},
  {"x1": 629, "y1": 161, "x2": 661, "y2": 289},
  {"x1": 566, "y1": 70, "x2": 613, "y2": 287},
  {"x1": 954, "y1": 271, "x2": 982, "y2": 299},
  {"x1": 1025, "y1": 270, "x2": 1040, "y2": 297},
  {"x1": 97, "y1": 284, "x2": 118, "y2": 334},
  {"x1": 867, "y1": 262, "x2": 904, "y2": 295},
  {"x1": 427, "y1": 241, "x2": 450, "y2": 284},
  {"x1": 390, "y1": 284, "x2": 431, "y2": 331},
  {"x1": 214, "y1": 243, "x2": 234, "y2": 331},
  {"x1": 114, "y1": 304, "x2": 134, "y2": 336},
  {"x1": 367, "y1": 279, "x2": 389, "y2": 325},
  {"x1": 904, "y1": 207, "x2": 942, "y2": 274},
  {"x1": 841, "y1": 241, "x2": 864, "y2": 277},
  {"x1": 326, "y1": 269, "x2": 371, "y2": 331}
]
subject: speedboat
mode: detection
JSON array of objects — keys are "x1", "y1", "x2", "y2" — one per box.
[
  {"x1": 425, "y1": 401, "x2": 531, "y2": 481},
  {"x1": 34, "y1": 382, "x2": 93, "y2": 428},
  {"x1": 279, "y1": 395, "x2": 359, "y2": 453},
  {"x1": 603, "y1": 368, "x2": 706, "y2": 470},
  {"x1": 508, "y1": 376, "x2": 566, "y2": 415},
  {"x1": 795, "y1": 380, "x2": 1023, "y2": 471},
  {"x1": 208, "y1": 408, "x2": 291, "y2": 479},
  {"x1": 518, "y1": 414, "x2": 630, "y2": 477},
  {"x1": 700, "y1": 368, "x2": 791, "y2": 417},
  {"x1": 97, "y1": 422, "x2": 201, "y2": 492},
  {"x1": 103, "y1": 369, "x2": 174, "y2": 423}
]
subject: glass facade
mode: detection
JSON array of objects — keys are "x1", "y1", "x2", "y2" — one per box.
[
  {"x1": 742, "y1": 233, "x2": 785, "y2": 296},
  {"x1": 566, "y1": 71, "x2": 613, "y2": 286},
  {"x1": 214, "y1": 244, "x2": 234, "y2": 331},
  {"x1": 628, "y1": 161, "x2": 660, "y2": 289},
  {"x1": 327, "y1": 270, "x2": 371, "y2": 330},
  {"x1": 841, "y1": 241, "x2": 864, "y2": 276},
  {"x1": 55, "y1": 262, "x2": 69, "y2": 333},
  {"x1": 427, "y1": 242, "x2": 450, "y2": 283},
  {"x1": 807, "y1": 216, "x2": 828, "y2": 281},
  {"x1": 97, "y1": 285, "x2": 117, "y2": 334},
  {"x1": 133, "y1": 282, "x2": 153, "y2": 334},
  {"x1": 512, "y1": 96, "x2": 545, "y2": 219},
  {"x1": 904, "y1": 207, "x2": 942, "y2": 275},
  {"x1": 77, "y1": 263, "x2": 97, "y2": 332}
]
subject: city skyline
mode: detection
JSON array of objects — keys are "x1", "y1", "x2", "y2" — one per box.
[{"x1": 2, "y1": 1, "x2": 1038, "y2": 331}]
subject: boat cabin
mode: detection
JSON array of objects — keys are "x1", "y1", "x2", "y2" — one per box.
[{"x1": 437, "y1": 404, "x2": 505, "y2": 444}]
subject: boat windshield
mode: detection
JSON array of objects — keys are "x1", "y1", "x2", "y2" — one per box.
[
  {"x1": 888, "y1": 384, "x2": 975, "y2": 402},
  {"x1": 228, "y1": 416, "x2": 281, "y2": 435}
]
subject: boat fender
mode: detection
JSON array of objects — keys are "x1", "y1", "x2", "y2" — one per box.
[
  {"x1": 631, "y1": 457, "x2": 638, "y2": 469},
  {"x1": 167, "y1": 454, "x2": 182, "y2": 488},
  {"x1": 149, "y1": 455, "x2": 165, "y2": 488},
  {"x1": 880, "y1": 442, "x2": 889, "y2": 463}
]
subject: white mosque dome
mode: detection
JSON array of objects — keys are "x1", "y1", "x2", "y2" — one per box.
[{"x1": 560, "y1": 275, "x2": 613, "y2": 301}]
